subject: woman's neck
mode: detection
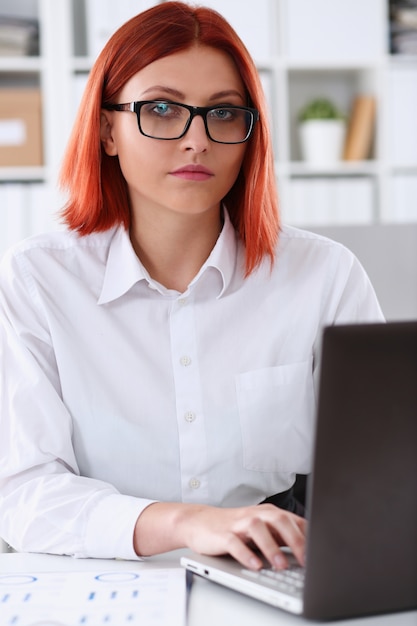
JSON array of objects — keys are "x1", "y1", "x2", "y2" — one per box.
[{"x1": 129, "y1": 206, "x2": 223, "y2": 292}]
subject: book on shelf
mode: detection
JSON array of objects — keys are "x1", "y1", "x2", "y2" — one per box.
[
  {"x1": 390, "y1": 0, "x2": 417, "y2": 54},
  {"x1": 0, "y1": 16, "x2": 39, "y2": 56},
  {"x1": 343, "y1": 95, "x2": 376, "y2": 161}
]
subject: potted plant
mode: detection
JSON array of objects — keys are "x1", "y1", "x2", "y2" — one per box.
[{"x1": 298, "y1": 98, "x2": 346, "y2": 165}]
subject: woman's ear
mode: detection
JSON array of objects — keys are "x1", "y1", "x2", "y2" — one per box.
[{"x1": 100, "y1": 110, "x2": 118, "y2": 156}]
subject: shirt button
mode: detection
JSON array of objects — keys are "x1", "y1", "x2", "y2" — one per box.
[
  {"x1": 189, "y1": 478, "x2": 201, "y2": 490},
  {"x1": 178, "y1": 298, "x2": 187, "y2": 306},
  {"x1": 184, "y1": 411, "x2": 196, "y2": 423},
  {"x1": 180, "y1": 355, "x2": 192, "y2": 367}
]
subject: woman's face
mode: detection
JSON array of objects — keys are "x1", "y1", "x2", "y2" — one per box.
[{"x1": 100, "y1": 45, "x2": 248, "y2": 221}]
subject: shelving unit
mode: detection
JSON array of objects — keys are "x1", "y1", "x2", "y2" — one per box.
[{"x1": 1, "y1": 0, "x2": 417, "y2": 258}]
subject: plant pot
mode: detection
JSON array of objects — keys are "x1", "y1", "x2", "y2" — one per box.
[{"x1": 299, "y1": 119, "x2": 346, "y2": 165}]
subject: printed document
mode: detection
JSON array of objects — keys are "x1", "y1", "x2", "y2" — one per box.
[{"x1": 0, "y1": 567, "x2": 186, "y2": 625}]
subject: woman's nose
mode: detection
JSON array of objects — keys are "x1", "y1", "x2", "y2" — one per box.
[{"x1": 180, "y1": 114, "x2": 210, "y2": 152}]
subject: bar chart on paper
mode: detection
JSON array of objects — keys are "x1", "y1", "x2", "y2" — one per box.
[{"x1": 0, "y1": 568, "x2": 186, "y2": 625}]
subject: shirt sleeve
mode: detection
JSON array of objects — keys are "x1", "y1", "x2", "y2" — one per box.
[
  {"x1": 312, "y1": 243, "x2": 385, "y2": 392},
  {"x1": 0, "y1": 250, "x2": 155, "y2": 559},
  {"x1": 328, "y1": 246, "x2": 385, "y2": 324}
]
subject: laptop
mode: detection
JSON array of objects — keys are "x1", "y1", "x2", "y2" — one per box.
[{"x1": 181, "y1": 321, "x2": 417, "y2": 620}]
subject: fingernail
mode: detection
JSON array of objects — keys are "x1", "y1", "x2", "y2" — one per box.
[
  {"x1": 273, "y1": 554, "x2": 286, "y2": 570},
  {"x1": 249, "y1": 557, "x2": 261, "y2": 570}
]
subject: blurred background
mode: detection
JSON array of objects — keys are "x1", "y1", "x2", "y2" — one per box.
[{"x1": 0, "y1": 0, "x2": 416, "y2": 320}]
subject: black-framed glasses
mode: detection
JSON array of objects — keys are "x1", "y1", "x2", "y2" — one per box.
[{"x1": 103, "y1": 100, "x2": 259, "y2": 144}]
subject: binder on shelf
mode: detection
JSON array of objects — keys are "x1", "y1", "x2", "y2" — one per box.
[
  {"x1": 286, "y1": 176, "x2": 374, "y2": 227},
  {"x1": 390, "y1": 175, "x2": 417, "y2": 222},
  {"x1": 388, "y1": 67, "x2": 417, "y2": 166},
  {"x1": 343, "y1": 95, "x2": 376, "y2": 161}
]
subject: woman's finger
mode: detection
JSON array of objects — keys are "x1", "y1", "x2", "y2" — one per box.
[
  {"x1": 223, "y1": 532, "x2": 264, "y2": 570},
  {"x1": 253, "y1": 505, "x2": 307, "y2": 566},
  {"x1": 242, "y1": 515, "x2": 289, "y2": 570}
]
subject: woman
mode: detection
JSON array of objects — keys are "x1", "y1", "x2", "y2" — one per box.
[{"x1": 0, "y1": 2, "x2": 383, "y2": 571}]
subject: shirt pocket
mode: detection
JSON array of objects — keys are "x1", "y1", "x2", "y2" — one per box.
[{"x1": 235, "y1": 359, "x2": 315, "y2": 473}]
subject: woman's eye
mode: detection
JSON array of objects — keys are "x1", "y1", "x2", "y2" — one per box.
[
  {"x1": 211, "y1": 108, "x2": 234, "y2": 121},
  {"x1": 153, "y1": 103, "x2": 171, "y2": 115},
  {"x1": 147, "y1": 103, "x2": 185, "y2": 119}
]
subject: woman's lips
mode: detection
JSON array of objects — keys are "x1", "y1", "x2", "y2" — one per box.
[{"x1": 170, "y1": 164, "x2": 214, "y2": 181}]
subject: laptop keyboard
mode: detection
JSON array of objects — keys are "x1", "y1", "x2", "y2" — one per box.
[{"x1": 241, "y1": 563, "x2": 305, "y2": 598}]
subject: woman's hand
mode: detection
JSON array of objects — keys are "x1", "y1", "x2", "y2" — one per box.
[{"x1": 134, "y1": 502, "x2": 306, "y2": 570}]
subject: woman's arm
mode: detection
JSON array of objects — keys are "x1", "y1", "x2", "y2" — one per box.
[{"x1": 134, "y1": 501, "x2": 306, "y2": 570}]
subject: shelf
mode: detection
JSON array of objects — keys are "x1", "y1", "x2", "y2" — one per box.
[
  {"x1": 0, "y1": 166, "x2": 46, "y2": 182},
  {"x1": 0, "y1": 57, "x2": 43, "y2": 72},
  {"x1": 68, "y1": 55, "x2": 392, "y2": 75},
  {"x1": 389, "y1": 54, "x2": 417, "y2": 66},
  {"x1": 287, "y1": 161, "x2": 380, "y2": 177},
  {"x1": 389, "y1": 164, "x2": 417, "y2": 173},
  {"x1": 286, "y1": 61, "x2": 381, "y2": 71}
]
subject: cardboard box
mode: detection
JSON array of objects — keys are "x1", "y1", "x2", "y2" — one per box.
[{"x1": 0, "y1": 88, "x2": 43, "y2": 166}]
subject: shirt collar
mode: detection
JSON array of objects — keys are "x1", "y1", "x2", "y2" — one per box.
[{"x1": 98, "y1": 209, "x2": 238, "y2": 305}]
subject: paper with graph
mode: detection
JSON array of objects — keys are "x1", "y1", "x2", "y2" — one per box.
[{"x1": 0, "y1": 567, "x2": 186, "y2": 625}]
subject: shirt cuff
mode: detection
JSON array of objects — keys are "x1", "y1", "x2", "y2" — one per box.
[{"x1": 79, "y1": 493, "x2": 156, "y2": 560}]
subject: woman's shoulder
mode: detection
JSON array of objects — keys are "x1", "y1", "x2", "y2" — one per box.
[
  {"x1": 266, "y1": 223, "x2": 365, "y2": 286},
  {"x1": 279, "y1": 223, "x2": 347, "y2": 247},
  {"x1": 1, "y1": 227, "x2": 118, "y2": 266},
  {"x1": 277, "y1": 223, "x2": 356, "y2": 261}
]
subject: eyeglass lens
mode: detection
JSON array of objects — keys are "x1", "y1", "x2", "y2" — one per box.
[{"x1": 139, "y1": 102, "x2": 253, "y2": 143}]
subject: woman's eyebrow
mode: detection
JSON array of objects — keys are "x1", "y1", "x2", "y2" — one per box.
[
  {"x1": 141, "y1": 86, "x2": 184, "y2": 99},
  {"x1": 208, "y1": 90, "x2": 245, "y2": 102},
  {"x1": 140, "y1": 86, "x2": 245, "y2": 102}
]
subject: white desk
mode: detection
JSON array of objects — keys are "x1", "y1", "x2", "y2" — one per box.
[{"x1": 1, "y1": 551, "x2": 416, "y2": 626}]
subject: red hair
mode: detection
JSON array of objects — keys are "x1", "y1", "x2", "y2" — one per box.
[{"x1": 60, "y1": 1, "x2": 280, "y2": 275}]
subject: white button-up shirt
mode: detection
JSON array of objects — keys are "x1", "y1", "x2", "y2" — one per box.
[{"x1": 0, "y1": 211, "x2": 384, "y2": 559}]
